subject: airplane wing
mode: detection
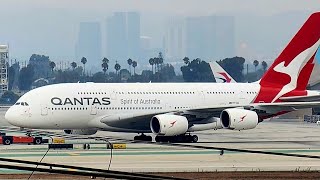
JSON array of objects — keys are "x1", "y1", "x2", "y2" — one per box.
[
  {"x1": 192, "y1": 101, "x2": 320, "y2": 112},
  {"x1": 100, "y1": 112, "x2": 168, "y2": 131},
  {"x1": 100, "y1": 101, "x2": 320, "y2": 130},
  {"x1": 279, "y1": 94, "x2": 320, "y2": 102}
]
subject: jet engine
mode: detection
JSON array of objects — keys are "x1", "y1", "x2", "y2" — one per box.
[
  {"x1": 64, "y1": 129, "x2": 97, "y2": 135},
  {"x1": 220, "y1": 108, "x2": 258, "y2": 130},
  {"x1": 150, "y1": 114, "x2": 188, "y2": 136}
]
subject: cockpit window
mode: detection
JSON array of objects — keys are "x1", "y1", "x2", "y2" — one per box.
[{"x1": 15, "y1": 102, "x2": 29, "y2": 106}]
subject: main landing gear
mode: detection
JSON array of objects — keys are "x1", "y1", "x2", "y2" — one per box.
[
  {"x1": 155, "y1": 134, "x2": 198, "y2": 143},
  {"x1": 134, "y1": 134, "x2": 152, "y2": 141}
]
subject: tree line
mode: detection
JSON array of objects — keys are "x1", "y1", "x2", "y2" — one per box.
[{"x1": 1, "y1": 53, "x2": 268, "y2": 104}]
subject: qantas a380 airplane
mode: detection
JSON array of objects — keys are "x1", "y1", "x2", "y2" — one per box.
[{"x1": 5, "y1": 12, "x2": 320, "y2": 143}]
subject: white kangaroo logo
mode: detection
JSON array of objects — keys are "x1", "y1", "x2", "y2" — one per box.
[{"x1": 272, "y1": 38, "x2": 320, "y2": 102}]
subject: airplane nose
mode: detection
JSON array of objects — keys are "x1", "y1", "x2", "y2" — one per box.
[{"x1": 5, "y1": 107, "x2": 19, "y2": 126}]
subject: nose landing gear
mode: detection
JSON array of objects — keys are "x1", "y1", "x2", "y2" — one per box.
[{"x1": 134, "y1": 133, "x2": 152, "y2": 142}]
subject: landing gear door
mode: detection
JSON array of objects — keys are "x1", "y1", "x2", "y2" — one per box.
[
  {"x1": 90, "y1": 106, "x2": 97, "y2": 115},
  {"x1": 41, "y1": 105, "x2": 48, "y2": 116}
]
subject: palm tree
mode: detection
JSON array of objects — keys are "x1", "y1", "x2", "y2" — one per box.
[
  {"x1": 49, "y1": 61, "x2": 56, "y2": 73},
  {"x1": 102, "y1": 57, "x2": 109, "y2": 64},
  {"x1": 149, "y1": 58, "x2": 154, "y2": 74},
  {"x1": 261, "y1": 61, "x2": 268, "y2": 72},
  {"x1": 127, "y1": 58, "x2": 133, "y2": 75},
  {"x1": 158, "y1": 52, "x2": 164, "y2": 71},
  {"x1": 49, "y1": 61, "x2": 56, "y2": 78},
  {"x1": 71, "y1": 62, "x2": 77, "y2": 70},
  {"x1": 154, "y1": 57, "x2": 159, "y2": 73},
  {"x1": 253, "y1": 60, "x2": 259, "y2": 72},
  {"x1": 101, "y1": 62, "x2": 108, "y2": 75},
  {"x1": 114, "y1": 61, "x2": 121, "y2": 76},
  {"x1": 81, "y1": 57, "x2": 87, "y2": 76},
  {"x1": 158, "y1": 55, "x2": 163, "y2": 71},
  {"x1": 183, "y1": 57, "x2": 190, "y2": 65},
  {"x1": 132, "y1": 61, "x2": 137, "y2": 75}
]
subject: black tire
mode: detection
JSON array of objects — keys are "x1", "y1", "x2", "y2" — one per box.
[
  {"x1": 134, "y1": 136, "x2": 139, "y2": 141},
  {"x1": 146, "y1": 136, "x2": 152, "y2": 142},
  {"x1": 34, "y1": 137, "x2": 42, "y2": 145},
  {"x1": 3, "y1": 138, "x2": 12, "y2": 145},
  {"x1": 155, "y1": 136, "x2": 160, "y2": 142},
  {"x1": 192, "y1": 135, "x2": 198, "y2": 143}
]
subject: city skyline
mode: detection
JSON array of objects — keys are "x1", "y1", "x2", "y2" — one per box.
[{"x1": 0, "y1": 1, "x2": 319, "y2": 72}]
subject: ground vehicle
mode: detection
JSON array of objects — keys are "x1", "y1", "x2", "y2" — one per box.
[{"x1": 0, "y1": 133, "x2": 48, "y2": 145}]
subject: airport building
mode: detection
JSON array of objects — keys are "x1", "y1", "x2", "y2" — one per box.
[{"x1": 0, "y1": 45, "x2": 8, "y2": 94}]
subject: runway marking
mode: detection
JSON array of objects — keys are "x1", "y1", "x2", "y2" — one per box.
[{"x1": 0, "y1": 149, "x2": 320, "y2": 157}]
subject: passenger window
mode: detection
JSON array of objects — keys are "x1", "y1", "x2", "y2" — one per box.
[
  {"x1": 15, "y1": 102, "x2": 20, "y2": 105},
  {"x1": 21, "y1": 102, "x2": 25, "y2": 106},
  {"x1": 25, "y1": 102, "x2": 29, "y2": 106}
]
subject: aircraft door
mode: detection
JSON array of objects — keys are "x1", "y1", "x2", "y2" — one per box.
[
  {"x1": 165, "y1": 103, "x2": 172, "y2": 111},
  {"x1": 41, "y1": 105, "x2": 48, "y2": 116},
  {"x1": 239, "y1": 90, "x2": 246, "y2": 102},
  {"x1": 90, "y1": 105, "x2": 97, "y2": 115},
  {"x1": 110, "y1": 91, "x2": 117, "y2": 100}
]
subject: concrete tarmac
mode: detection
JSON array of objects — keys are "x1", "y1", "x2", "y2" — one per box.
[{"x1": 0, "y1": 108, "x2": 320, "y2": 173}]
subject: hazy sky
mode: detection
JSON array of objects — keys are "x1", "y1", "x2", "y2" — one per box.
[
  {"x1": 2, "y1": 0, "x2": 319, "y2": 15},
  {"x1": 0, "y1": 0, "x2": 319, "y2": 71}
]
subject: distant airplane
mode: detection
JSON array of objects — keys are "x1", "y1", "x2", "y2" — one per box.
[
  {"x1": 209, "y1": 61, "x2": 236, "y2": 83},
  {"x1": 5, "y1": 12, "x2": 320, "y2": 143}
]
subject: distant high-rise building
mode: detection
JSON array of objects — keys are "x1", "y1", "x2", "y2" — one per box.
[
  {"x1": 127, "y1": 12, "x2": 140, "y2": 60},
  {"x1": 75, "y1": 22, "x2": 102, "y2": 68},
  {"x1": 185, "y1": 16, "x2": 235, "y2": 61},
  {"x1": 163, "y1": 18, "x2": 184, "y2": 61},
  {"x1": 106, "y1": 12, "x2": 141, "y2": 66}
]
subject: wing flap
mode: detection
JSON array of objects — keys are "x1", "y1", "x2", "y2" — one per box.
[{"x1": 279, "y1": 94, "x2": 320, "y2": 102}]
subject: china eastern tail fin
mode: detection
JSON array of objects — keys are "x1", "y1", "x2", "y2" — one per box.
[
  {"x1": 254, "y1": 12, "x2": 320, "y2": 103},
  {"x1": 209, "y1": 61, "x2": 237, "y2": 83}
]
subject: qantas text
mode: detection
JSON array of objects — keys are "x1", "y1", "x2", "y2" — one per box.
[{"x1": 51, "y1": 97, "x2": 111, "y2": 106}]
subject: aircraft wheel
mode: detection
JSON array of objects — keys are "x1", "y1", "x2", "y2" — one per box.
[
  {"x1": 34, "y1": 137, "x2": 42, "y2": 145},
  {"x1": 134, "y1": 136, "x2": 140, "y2": 141},
  {"x1": 3, "y1": 139, "x2": 12, "y2": 145},
  {"x1": 145, "y1": 136, "x2": 152, "y2": 142},
  {"x1": 155, "y1": 136, "x2": 160, "y2": 142},
  {"x1": 192, "y1": 135, "x2": 198, "y2": 143}
]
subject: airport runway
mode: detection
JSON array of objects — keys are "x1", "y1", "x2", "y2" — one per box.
[{"x1": 0, "y1": 108, "x2": 320, "y2": 177}]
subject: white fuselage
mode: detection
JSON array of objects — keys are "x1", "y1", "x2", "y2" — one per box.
[{"x1": 6, "y1": 82, "x2": 260, "y2": 132}]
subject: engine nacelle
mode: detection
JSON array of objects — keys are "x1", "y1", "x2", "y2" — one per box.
[
  {"x1": 64, "y1": 129, "x2": 97, "y2": 135},
  {"x1": 220, "y1": 108, "x2": 258, "y2": 130},
  {"x1": 150, "y1": 114, "x2": 188, "y2": 136}
]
